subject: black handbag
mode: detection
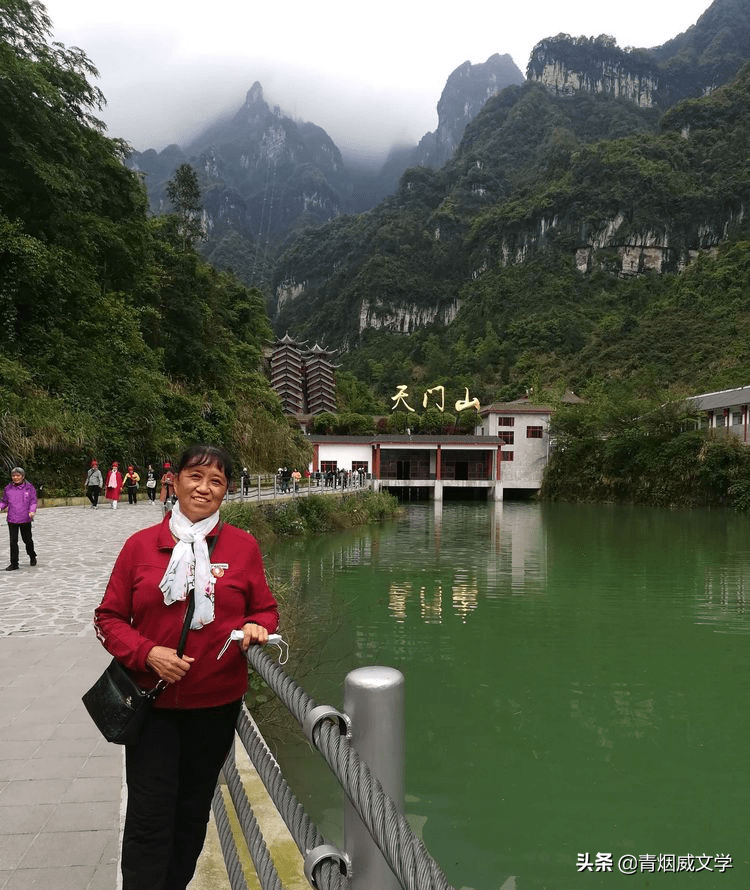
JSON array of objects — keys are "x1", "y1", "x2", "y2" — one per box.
[
  {"x1": 83, "y1": 523, "x2": 223, "y2": 744},
  {"x1": 83, "y1": 590, "x2": 195, "y2": 745}
]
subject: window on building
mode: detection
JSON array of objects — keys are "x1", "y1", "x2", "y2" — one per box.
[
  {"x1": 526, "y1": 426, "x2": 544, "y2": 438},
  {"x1": 498, "y1": 431, "x2": 514, "y2": 445},
  {"x1": 352, "y1": 461, "x2": 369, "y2": 473},
  {"x1": 321, "y1": 461, "x2": 338, "y2": 473},
  {"x1": 497, "y1": 416, "x2": 515, "y2": 427},
  {"x1": 501, "y1": 451, "x2": 514, "y2": 461},
  {"x1": 732, "y1": 412, "x2": 743, "y2": 425}
]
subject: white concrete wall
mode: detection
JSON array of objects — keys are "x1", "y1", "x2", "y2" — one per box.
[
  {"x1": 313, "y1": 444, "x2": 372, "y2": 472},
  {"x1": 477, "y1": 411, "x2": 550, "y2": 488},
  {"x1": 501, "y1": 434, "x2": 549, "y2": 487}
]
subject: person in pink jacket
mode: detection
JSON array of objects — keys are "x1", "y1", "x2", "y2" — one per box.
[
  {"x1": 1, "y1": 467, "x2": 37, "y2": 570},
  {"x1": 104, "y1": 461, "x2": 124, "y2": 509}
]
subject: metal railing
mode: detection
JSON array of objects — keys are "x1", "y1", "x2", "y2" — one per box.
[
  {"x1": 212, "y1": 645, "x2": 457, "y2": 890},
  {"x1": 226, "y1": 474, "x2": 371, "y2": 503}
]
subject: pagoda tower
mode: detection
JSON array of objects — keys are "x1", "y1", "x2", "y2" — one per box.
[
  {"x1": 268, "y1": 333, "x2": 306, "y2": 415},
  {"x1": 268, "y1": 335, "x2": 338, "y2": 415},
  {"x1": 304, "y1": 343, "x2": 338, "y2": 415}
]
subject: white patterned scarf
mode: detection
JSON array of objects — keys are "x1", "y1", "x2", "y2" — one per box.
[{"x1": 159, "y1": 500, "x2": 221, "y2": 629}]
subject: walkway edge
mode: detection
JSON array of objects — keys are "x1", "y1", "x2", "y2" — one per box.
[{"x1": 193, "y1": 738, "x2": 307, "y2": 889}]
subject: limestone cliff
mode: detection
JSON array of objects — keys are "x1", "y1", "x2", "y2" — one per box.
[
  {"x1": 527, "y1": 36, "x2": 661, "y2": 108},
  {"x1": 527, "y1": 0, "x2": 750, "y2": 110}
]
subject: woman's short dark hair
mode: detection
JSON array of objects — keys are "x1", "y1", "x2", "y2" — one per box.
[{"x1": 177, "y1": 445, "x2": 233, "y2": 483}]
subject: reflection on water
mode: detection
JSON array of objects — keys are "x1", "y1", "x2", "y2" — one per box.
[
  {"x1": 268, "y1": 501, "x2": 750, "y2": 889},
  {"x1": 387, "y1": 576, "x2": 479, "y2": 624},
  {"x1": 384, "y1": 501, "x2": 548, "y2": 628},
  {"x1": 489, "y1": 500, "x2": 548, "y2": 594},
  {"x1": 700, "y1": 565, "x2": 749, "y2": 632}
]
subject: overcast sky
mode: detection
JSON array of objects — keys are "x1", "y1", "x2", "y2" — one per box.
[{"x1": 44, "y1": 0, "x2": 712, "y2": 164}]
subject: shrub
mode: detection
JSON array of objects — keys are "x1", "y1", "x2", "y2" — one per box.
[{"x1": 220, "y1": 490, "x2": 400, "y2": 542}]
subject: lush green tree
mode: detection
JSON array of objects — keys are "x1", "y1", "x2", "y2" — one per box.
[
  {"x1": 312, "y1": 413, "x2": 337, "y2": 434},
  {"x1": 420, "y1": 407, "x2": 448, "y2": 434},
  {"x1": 538, "y1": 384, "x2": 750, "y2": 508},
  {"x1": 0, "y1": 1, "x2": 310, "y2": 485},
  {"x1": 165, "y1": 163, "x2": 205, "y2": 249},
  {"x1": 389, "y1": 411, "x2": 409, "y2": 434},
  {"x1": 334, "y1": 413, "x2": 374, "y2": 435},
  {"x1": 336, "y1": 371, "x2": 386, "y2": 413}
]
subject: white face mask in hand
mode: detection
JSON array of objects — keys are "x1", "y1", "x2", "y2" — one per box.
[{"x1": 217, "y1": 630, "x2": 288, "y2": 664}]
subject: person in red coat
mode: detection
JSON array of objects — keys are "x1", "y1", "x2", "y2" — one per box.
[
  {"x1": 104, "y1": 461, "x2": 123, "y2": 509},
  {"x1": 93, "y1": 444, "x2": 278, "y2": 890},
  {"x1": 160, "y1": 461, "x2": 175, "y2": 504}
]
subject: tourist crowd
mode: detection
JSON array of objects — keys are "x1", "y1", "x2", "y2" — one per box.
[{"x1": 84, "y1": 459, "x2": 175, "y2": 510}]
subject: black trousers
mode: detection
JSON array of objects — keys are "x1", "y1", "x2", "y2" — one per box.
[
  {"x1": 86, "y1": 485, "x2": 100, "y2": 506},
  {"x1": 122, "y1": 699, "x2": 240, "y2": 890},
  {"x1": 127, "y1": 485, "x2": 138, "y2": 504},
  {"x1": 8, "y1": 522, "x2": 35, "y2": 567}
]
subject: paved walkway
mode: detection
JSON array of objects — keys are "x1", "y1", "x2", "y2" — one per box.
[{"x1": 0, "y1": 502, "x2": 182, "y2": 889}]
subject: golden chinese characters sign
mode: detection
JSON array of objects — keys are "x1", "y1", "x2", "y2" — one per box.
[{"x1": 391, "y1": 385, "x2": 480, "y2": 414}]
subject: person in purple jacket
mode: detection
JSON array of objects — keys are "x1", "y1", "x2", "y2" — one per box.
[{"x1": 1, "y1": 467, "x2": 38, "y2": 570}]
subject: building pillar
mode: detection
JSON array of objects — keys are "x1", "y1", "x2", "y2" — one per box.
[
  {"x1": 436, "y1": 444, "x2": 442, "y2": 481},
  {"x1": 372, "y1": 444, "x2": 381, "y2": 479},
  {"x1": 496, "y1": 446, "x2": 503, "y2": 481},
  {"x1": 312, "y1": 443, "x2": 319, "y2": 473}
]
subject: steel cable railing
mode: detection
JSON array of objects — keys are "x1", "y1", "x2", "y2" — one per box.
[
  {"x1": 211, "y1": 784, "x2": 250, "y2": 890},
  {"x1": 240, "y1": 645, "x2": 457, "y2": 890},
  {"x1": 221, "y1": 751, "x2": 284, "y2": 890},
  {"x1": 232, "y1": 707, "x2": 348, "y2": 890}
]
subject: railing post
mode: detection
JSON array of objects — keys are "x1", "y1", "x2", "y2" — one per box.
[{"x1": 344, "y1": 667, "x2": 404, "y2": 890}]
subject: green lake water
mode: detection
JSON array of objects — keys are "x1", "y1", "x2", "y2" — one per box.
[{"x1": 264, "y1": 500, "x2": 750, "y2": 889}]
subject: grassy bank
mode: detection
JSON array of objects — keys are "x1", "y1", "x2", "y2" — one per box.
[
  {"x1": 227, "y1": 489, "x2": 401, "y2": 717},
  {"x1": 220, "y1": 488, "x2": 400, "y2": 547}
]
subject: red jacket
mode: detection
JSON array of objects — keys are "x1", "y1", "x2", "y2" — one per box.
[
  {"x1": 94, "y1": 514, "x2": 278, "y2": 709},
  {"x1": 104, "y1": 469, "x2": 123, "y2": 500}
]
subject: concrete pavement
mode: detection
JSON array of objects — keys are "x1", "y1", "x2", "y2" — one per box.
[{"x1": 0, "y1": 501, "x2": 160, "y2": 890}]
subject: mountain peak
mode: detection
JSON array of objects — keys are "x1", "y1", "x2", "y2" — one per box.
[
  {"x1": 416, "y1": 53, "x2": 525, "y2": 167},
  {"x1": 245, "y1": 82, "x2": 265, "y2": 105}
]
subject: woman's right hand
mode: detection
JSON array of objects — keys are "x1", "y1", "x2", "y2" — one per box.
[{"x1": 146, "y1": 646, "x2": 195, "y2": 683}]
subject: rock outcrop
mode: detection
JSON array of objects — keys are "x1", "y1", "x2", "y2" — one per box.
[
  {"x1": 528, "y1": 36, "x2": 660, "y2": 107},
  {"x1": 415, "y1": 54, "x2": 525, "y2": 168}
]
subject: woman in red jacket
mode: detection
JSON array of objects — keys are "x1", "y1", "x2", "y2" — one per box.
[
  {"x1": 94, "y1": 444, "x2": 278, "y2": 890},
  {"x1": 104, "y1": 461, "x2": 123, "y2": 510}
]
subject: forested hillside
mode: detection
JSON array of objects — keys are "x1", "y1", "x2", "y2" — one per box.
[
  {"x1": 274, "y1": 56, "x2": 750, "y2": 409},
  {"x1": 6, "y1": 0, "x2": 750, "y2": 502},
  {"x1": 0, "y1": 0, "x2": 309, "y2": 491}
]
